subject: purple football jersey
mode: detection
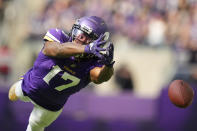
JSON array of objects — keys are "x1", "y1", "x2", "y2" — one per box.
[{"x1": 22, "y1": 28, "x2": 103, "y2": 111}]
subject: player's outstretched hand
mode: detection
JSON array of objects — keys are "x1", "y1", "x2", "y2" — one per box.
[
  {"x1": 99, "y1": 42, "x2": 115, "y2": 67},
  {"x1": 84, "y1": 34, "x2": 106, "y2": 59}
]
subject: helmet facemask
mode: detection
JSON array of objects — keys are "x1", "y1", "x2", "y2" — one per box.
[
  {"x1": 71, "y1": 21, "x2": 99, "y2": 45},
  {"x1": 71, "y1": 28, "x2": 94, "y2": 45}
]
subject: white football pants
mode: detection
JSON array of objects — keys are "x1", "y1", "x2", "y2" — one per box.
[{"x1": 14, "y1": 80, "x2": 63, "y2": 131}]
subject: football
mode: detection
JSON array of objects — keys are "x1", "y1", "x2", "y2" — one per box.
[{"x1": 168, "y1": 80, "x2": 194, "y2": 108}]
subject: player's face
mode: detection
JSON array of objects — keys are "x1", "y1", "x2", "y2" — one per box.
[
  {"x1": 72, "y1": 29, "x2": 93, "y2": 45},
  {"x1": 74, "y1": 34, "x2": 92, "y2": 45}
]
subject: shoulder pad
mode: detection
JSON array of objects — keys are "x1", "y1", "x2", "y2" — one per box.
[{"x1": 43, "y1": 28, "x2": 71, "y2": 43}]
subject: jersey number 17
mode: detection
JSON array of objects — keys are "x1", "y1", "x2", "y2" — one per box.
[{"x1": 43, "y1": 65, "x2": 80, "y2": 91}]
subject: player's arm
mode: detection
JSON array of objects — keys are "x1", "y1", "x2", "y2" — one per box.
[
  {"x1": 42, "y1": 34, "x2": 106, "y2": 58},
  {"x1": 90, "y1": 42, "x2": 115, "y2": 84},
  {"x1": 42, "y1": 41, "x2": 86, "y2": 58},
  {"x1": 90, "y1": 65, "x2": 114, "y2": 84}
]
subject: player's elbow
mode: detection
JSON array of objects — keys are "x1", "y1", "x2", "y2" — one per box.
[
  {"x1": 92, "y1": 78, "x2": 104, "y2": 84},
  {"x1": 93, "y1": 75, "x2": 112, "y2": 84},
  {"x1": 90, "y1": 66, "x2": 114, "y2": 84},
  {"x1": 91, "y1": 73, "x2": 104, "y2": 84},
  {"x1": 92, "y1": 71, "x2": 114, "y2": 84},
  {"x1": 93, "y1": 78, "x2": 104, "y2": 84}
]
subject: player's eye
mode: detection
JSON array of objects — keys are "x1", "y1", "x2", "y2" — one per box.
[
  {"x1": 78, "y1": 35, "x2": 85, "y2": 40},
  {"x1": 76, "y1": 34, "x2": 86, "y2": 41}
]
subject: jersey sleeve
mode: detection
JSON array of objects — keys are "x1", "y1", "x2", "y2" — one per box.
[{"x1": 43, "y1": 28, "x2": 70, "y2": 43}]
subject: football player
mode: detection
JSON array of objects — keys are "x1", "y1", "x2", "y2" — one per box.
[{"x1": 8, "y1": 16, "x2": 115, "y2": 131}]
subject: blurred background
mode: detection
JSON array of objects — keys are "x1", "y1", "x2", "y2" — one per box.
[{"x1": 1, "y1": 0, "x2": 197, "y2": 130}]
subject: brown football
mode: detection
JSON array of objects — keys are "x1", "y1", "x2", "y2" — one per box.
[{"x1": 168, "y1": 80, "x2": 194, "y2": 108}]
